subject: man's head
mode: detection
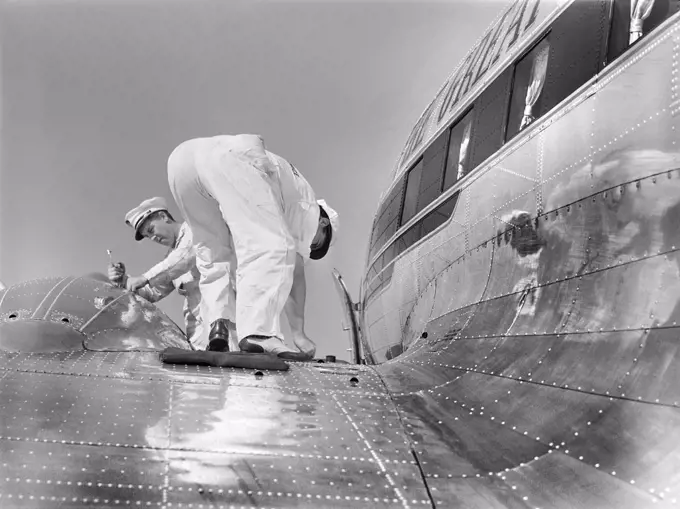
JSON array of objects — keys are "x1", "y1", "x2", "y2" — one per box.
[
  {"x1": 310, "y1": 199, "x2": 339, "y2": 260},
  {"x1": 125, "y1": 197, "x2": 179, "y2": 247}
]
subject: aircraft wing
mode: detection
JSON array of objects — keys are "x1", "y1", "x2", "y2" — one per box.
[
  {"x1": 0, "y1": 350, "x2": 434, "y2": 508},
  {"x1": 1, "y1": 274, "x2": 678, "y2": 508},
  {"x1": 0, "y1": 275, "x2": 433, "y2": 508}
]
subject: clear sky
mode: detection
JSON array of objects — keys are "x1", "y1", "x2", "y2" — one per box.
[{"x1": 1, "y1": 0, "x2": 502, "y2": 360}]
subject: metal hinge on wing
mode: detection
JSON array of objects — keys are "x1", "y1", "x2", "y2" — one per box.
[{"x1": 331, "y1": 269, "x2": 364, "y2": 365}]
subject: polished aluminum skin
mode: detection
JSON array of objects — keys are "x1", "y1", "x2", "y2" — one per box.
[
  {"x1": 0, "y1": 275, "x2": 433, "y2": 508},
  {"x1": 359, "y1": 6, "x2": 680, "y2": 509},
  {"x1": 3, "y1": 3, "x2": 680, "y2": 509}
]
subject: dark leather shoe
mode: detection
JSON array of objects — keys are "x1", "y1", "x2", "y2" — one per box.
[
  {"x1": 207, "y1": 319, "x2": 230, "y2": 352},
  {"x1": 238, "y1": 335, "x2": 268, "y2": 353}
]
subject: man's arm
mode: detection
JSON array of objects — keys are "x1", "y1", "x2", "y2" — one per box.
[
  {"x1": 135, "y1": 279, "x2": 176, "y2": 303},
  {"x1": 127, "y1": 228, "x2": 195, "y2": 292},
  {"x1": 142, "y1": 243, "x2": 194, "y2": 286},
  {"x1": 110, "y1": 262, "x2": 176, "y2": 302}
]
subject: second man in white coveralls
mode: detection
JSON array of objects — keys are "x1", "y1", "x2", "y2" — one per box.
[
  {"x1": 108, "y1": 197, "x2": 237, "y2": 351},
  {"x1": 167, "y1": 134, "x2": 338, "y2": 358}
]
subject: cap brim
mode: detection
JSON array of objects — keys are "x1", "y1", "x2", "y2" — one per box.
[{"x1": 132, "y1": 208, "x2": 163, "y2": 241}]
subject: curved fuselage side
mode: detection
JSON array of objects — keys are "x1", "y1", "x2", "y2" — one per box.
[
  {"x1": 359, "y1": 3, "x2": 680, "y2": 508},
  {"x1": 362, "y1": 3, "x2": 680, "y2": 369}
]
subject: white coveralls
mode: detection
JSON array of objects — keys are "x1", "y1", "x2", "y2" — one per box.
[
  {"x1": 167, "y1": 134, "x2": 320, "y2": 342},
  {"x1": 136, "y1": 222, "x2": 210, "y2": 349}
]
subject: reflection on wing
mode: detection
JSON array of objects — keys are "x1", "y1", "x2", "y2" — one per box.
[
  {"x1": 0, "y1": 273, "x2": 190, "y2": 353},
  {"x1": 0, "y1": 279, "x2": 433, "y2": 506}
]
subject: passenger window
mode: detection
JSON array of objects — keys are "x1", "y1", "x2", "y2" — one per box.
[
  {"x1": 642, "y1": 0, "x2": 680, "y2": 37},
  {"x1": 416, "y1": 130, "x2": 449, "y2": 214},
  {"x1": 608, "y1": 0, "x2": 680, "y2": 63},
  {"x1": 442, "y1": 109, "x2": 473, "y2": 191},
  {"x1": 400, "y1": 159, "x2": 423, "y2": 226},
  {"x1": 369, "y1": 179, "x2": 404, "y2": 259},
  {"x1": 540, "y1": 0, "x2": 608, "y2": 117},
  {"x1": 467, "y1": 67, "x2": 513, "y2": 172},
  {"x1": 506, "y1": 35, "x2": 550, "y2": 140}
]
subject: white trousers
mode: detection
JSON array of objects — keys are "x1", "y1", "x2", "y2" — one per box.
[
  {"x1": 186, "y1": 312, "x2": 238, "y2": 352},
  {"x1": 168, "y1": 137, "x2": 296, "y2": 342},
  {"x1": 185, "y1": 316, "x2": 206, "y2": 350}
]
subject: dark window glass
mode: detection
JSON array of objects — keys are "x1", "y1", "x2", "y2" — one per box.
[
  {"x1": 367, "y1": 191, "x2": 460, "y2": 277},
  {"x1": 645, "y1": 0, "x2": 680, "y2": 36},
  {"x1": 608, "y1": 0, "x2": 633, "y2": 61},
  {"x1": 402, "y1": 223, "x2": 421, "y2": 250},
  {"x1": 368, "y1": 179, "x2": 404, "y2": 260},
  {"x1": 541, "y1": 0, "x2": 608, "y2": 114},
  {"x1": 467, "y1": 67, "x2": 513, "y2": 171},
  {"x1": 401, "y1": 192, "x2": 458, "y2": 256},
  {"x1": 442, "y1": 109, "x2": 474, "y2": 191},
  {"x1": 435, "y1": 192, "x2": 459, "y2": 219},
  {"x1": 506, "y1": 35, "x2": 550, "y2": 140},
  {"x1": 416, "y1": 130, "x2": 449, "y2": 213},
  {"x1": 383, "y1": 180, "x2": 405, "y2": 237},
  {"x1": 400, "y1": 159, "x2": 423, "y2": 227}
]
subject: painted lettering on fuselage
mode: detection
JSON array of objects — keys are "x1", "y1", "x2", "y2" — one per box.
[{"x1": 400, "y1": 0, "x2": 547, "y2": 167}]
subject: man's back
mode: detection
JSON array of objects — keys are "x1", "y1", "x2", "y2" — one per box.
[
  {"x1": 172, "y1": 134, "x2": 320, "y2": 258},
  {"x1": 265, "y1": 151, "x2": 319, "y2": 259}
]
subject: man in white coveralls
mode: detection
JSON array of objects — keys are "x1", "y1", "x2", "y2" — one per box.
[
  {"x1": 165, "y1": 134, "x2": 338, "y2": 359},
  {"x1": 108, "y1": 196, "x2": 236, "y2": 351}
]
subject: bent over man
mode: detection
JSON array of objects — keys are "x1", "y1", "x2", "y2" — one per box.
[
  {"x1": 166, "y1": 134, "x2": 338, "y2": 358},
  {"x1": 108, "y1": 197, "x2": 236, "y2": 350}
]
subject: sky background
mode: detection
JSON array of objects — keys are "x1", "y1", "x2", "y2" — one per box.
[{"x1": 0, "y1": 0, "x2": 501, "y2": 361}]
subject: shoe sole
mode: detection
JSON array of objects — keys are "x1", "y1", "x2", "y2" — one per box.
[
  {"x1": 239, "y1": 338, "x2": 265, "y2": 353},
  {"x1": 239, "y1": 339, "x2": 310, "y2": 361},
  {"x1": 277, "y1": 351, "x2": 313, "y2": 361},
  {"x1": 207, "y1": 338, "x2": 229, "y2": 352}
]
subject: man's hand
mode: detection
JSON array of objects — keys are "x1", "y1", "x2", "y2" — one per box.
[
  {"x1": 108, "y1": 262, "x2": 127, "y2": 287},
  {"x1": 125, "y1": 275, "x2": 149, "y2": 292}
]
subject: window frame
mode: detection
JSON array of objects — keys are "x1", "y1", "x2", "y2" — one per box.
[
  {"x1": 605, "y1": 0, "x2": 678, "y2": 66},
  {"x1": 441, "y1": 106, "x2": 474, "y2": 192},
  {"x1": 504, "y1": 30, "x2": 552, "y2": 143},
  {"x1": 398, "y1": 157, "x2": 424, "y2": 228}
]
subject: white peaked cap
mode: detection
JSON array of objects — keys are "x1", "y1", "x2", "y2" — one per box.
[
  {"x1": 125, "y1": 196, "x2": 169, "y2": 241},
  {"x1": 317, "y1": 199, "x2": 339, "y2": 246}
]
